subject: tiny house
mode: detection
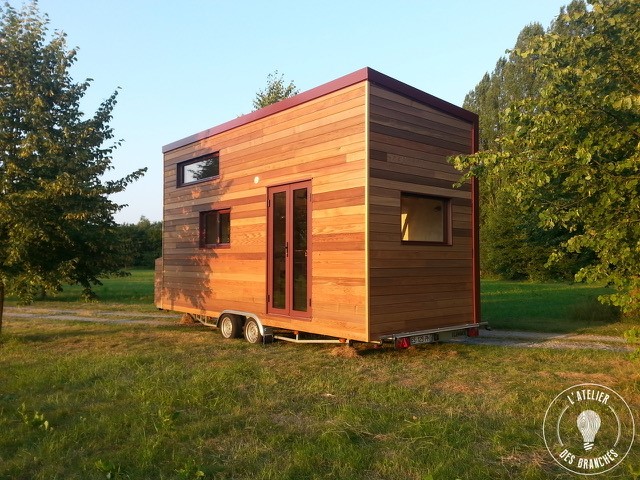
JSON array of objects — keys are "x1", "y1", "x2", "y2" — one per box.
[{"x1": 155, "y1": 67, "x2": 481, "y2": 346}]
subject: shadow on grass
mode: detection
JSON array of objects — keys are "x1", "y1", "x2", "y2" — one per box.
[
  {"x1": 480, "y1": 280, "x2": 627, "y2": 334},
  {"x1": 9, "y1": 329, "x2": 117, "y2": 344},
  {"x1": 339, "y1": 342, "x2": 475, "y2": 358}
]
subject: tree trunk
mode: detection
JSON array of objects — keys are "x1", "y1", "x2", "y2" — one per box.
[{"x1": 0, "y1": 281, "x2": 4, "y2": 335}]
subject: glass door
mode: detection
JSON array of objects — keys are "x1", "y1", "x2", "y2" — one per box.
[{"x1": 267, "y1": 181, "x2": 311, "y2": 318}]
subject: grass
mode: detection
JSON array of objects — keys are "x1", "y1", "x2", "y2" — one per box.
[
  {"x1": 4, "y1": 269, "x2": 157, "y2": 312},
  {"x1": 7, "y1": 271, "x2": 636, "y2": 334},
  {"x1": 1, "y1": 318, "x2": 639, "y2": 480},
  {"x1": 2, "y1": 274, "x2": 640, "y2": 478},
  {"x1": 480, "y1": 279, "x2": 633, "y2": 335}
]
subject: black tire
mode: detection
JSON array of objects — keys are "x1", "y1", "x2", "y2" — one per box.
[
  {"x1": 243, "y1": 318, "x2": 263, "y2": 344},
  {"x1": 218, "y1": 313, "x2": 242, "y2": 339}
]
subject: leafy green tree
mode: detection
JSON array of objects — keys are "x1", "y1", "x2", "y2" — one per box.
[
  {"x1": 463, "y1": 4, "x2": 600, "y2": 281},
  {"x1": 252, "y1": 70, "x2": 299, "y2": 110},
  {"x1": 0, "y1": 2, "x2": 146, "y2": 331},
  {"x1": 118, "y1": 217, "x2": 162, "y2": 268},
  {"x1": 454, "y1": 0, "x2": 640, "y2": 311},
  {"x1": 463, "y1": 22, "x2": 553, "y2": 279}
]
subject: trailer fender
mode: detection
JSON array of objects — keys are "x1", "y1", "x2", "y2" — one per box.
[{"x1": 219, "y1": 310, "x2": 268, "y2": 336}]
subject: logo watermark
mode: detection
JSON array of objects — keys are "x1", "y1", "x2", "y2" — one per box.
[{"x1": 543, "y1": 383, "x2": 635, "y2": 475}]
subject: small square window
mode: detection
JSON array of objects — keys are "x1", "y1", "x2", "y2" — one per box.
[
  {"x1": 401, "y1": 194, "x2": 450, "y2": 244},
  {"x1": 178, "y1": 153, "x2": 219, "y2": 186},
  {"x1": 200, "y1": 209, "x2": 230, "y2": 247}
]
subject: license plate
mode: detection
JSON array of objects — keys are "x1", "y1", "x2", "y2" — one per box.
[{"x1": 409, "y1": 333, "x2": 436, "y2": 345}]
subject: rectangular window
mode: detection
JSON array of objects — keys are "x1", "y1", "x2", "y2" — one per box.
[
  {"x1": 200, "y1": 209, "x2": 230, "y2": 247},
  {"x1": 401, "y1": 193, "x2": 450, "y2": 244},
  {"x1": 178, "y1": 153, "x2": 219, "y2": 186}
]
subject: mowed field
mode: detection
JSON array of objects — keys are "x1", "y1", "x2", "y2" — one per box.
[{"x1": 1, "y1": 272, "x2": 639, "y2": 479}]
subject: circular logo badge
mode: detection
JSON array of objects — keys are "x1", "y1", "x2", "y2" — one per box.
[{"x1": 543, "y1": 383, "x2": 635, "y2": 475}]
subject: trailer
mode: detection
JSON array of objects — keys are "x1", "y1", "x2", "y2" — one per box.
[{"x1": 155, "y1": 67, "x2": 482, "y2": 347}]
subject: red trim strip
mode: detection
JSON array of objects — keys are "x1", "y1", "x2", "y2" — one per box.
[
  {"x1": 162, "y1": 67, "x2": 478, "y2": 153},
  {"x1": 471, "y1": 120, "x2": 481, "y2": 325}
]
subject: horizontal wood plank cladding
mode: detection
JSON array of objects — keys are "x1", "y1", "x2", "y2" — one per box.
[
  {"x1": 166, "y1": 83, "x2": 367, "y2": 158},
  {"x1": 371, "y1": 306, "x2": 473, "y2": 323},
  {"x1": 369, "y1": 312, "x2": 474, "y2": 337},
  {"x1": 370, "y1": 121, "x2": 469, "y2": 153},
  {"x1": 370, "y1": 281, "x2": 473, "y2": 297},
  {"x1": 369, "y1": 85, "x2": 472, "y2": 131},
  {"x1": 164, "y1": 194, "x2": 265, "y2": 215},
  {"x1": 371, "y1": 298, "x2": 473, "y2": 316},
  {"x1": 369, "y1": 158, "x2": 468, "y2": 188},
  {"x1": 369, "y1": 166, "x2": 470, "y2": 192},
  {"x1": 369, "y1": 178, "x2": 470, "y2": 199},
  {"x1": 159, "y1": 81, "x2": 368, "y2": 341},
  {"x1": 367, "y1": 84, "x2": 475, "y2": 340},
  {"x1": 313, "y1": 233, "x2": 365, "y2": 252},
  {"x1": 222, "y1": 105, "x2": 365, "y2": 163},
  {"x1": 368, "y1": 248, "x2": 471, "y2": 260},
  {"x1": 369, "y1": 104, "x2": 470, "y2": 143},
  {"x1": 369, "y1": 137, "x2": 457, "y2": 167},
  {"x1": 164, "y1": 87, "x2": 365, "y2": 166},
  {"x1": 369, "y1": 187, "x2": 471, "y2": 207}
]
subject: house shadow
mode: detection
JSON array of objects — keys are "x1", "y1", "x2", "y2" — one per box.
[{"x1": 155, "y1": 180, "x2": 234, "y2": 316}]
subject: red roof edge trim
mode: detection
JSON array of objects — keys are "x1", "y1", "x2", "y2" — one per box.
[{"x1": 162, "y1": 67, "x2": 477, "y2": 153}]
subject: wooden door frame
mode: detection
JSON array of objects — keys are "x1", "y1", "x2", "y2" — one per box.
[{"x1": 266, "y1": 180, "x2": 312, "y2": 319}]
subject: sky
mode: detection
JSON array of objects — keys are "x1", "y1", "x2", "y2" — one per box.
[{"x1": 19, "y1": 0, "x2": 572, "y2": 224}]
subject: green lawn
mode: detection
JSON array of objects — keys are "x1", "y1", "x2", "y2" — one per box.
[
  {"x1": 481, "y1": 280, "x2": 632, "y2": 335},
  {"x1": 7, "y1": 271, "x2": 636, "y2": 334},
  {"x1": 2, "y1": 274, "x2": 639, "y2": 478},
  {"x1": 1, "y1": 318, "x2": 638, "y2": 480},
  {"x1": 5, "y1": 269, "x2": 157, "y2": 311}
]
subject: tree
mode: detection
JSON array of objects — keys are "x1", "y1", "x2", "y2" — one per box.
[
  {"x1": 118, "y1": 217, "x2": 162, "y2": 268},
  {"x1": 463, "y1": 22, "x2": 562, "y2": 279},
  {"x1": 0, "y1": 2, "x2": 146, "y2": 332},
  {"x1": 252, "y1": 70, "x2": 299, "y2": 110},
  {"x1": 454, "y1": 0, "x2": 640, "y2": 310},
  {"x1": 462, "y1": 3, "x2": 603, "y2": 281}
]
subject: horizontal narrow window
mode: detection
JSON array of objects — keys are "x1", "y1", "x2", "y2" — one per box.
[
  {"x1": 200, "y1": 209, "x2": 230, "y2": 248},
  {"x1": 178, "y1": 153, "x2": 219, "y2": 186},
  {"x1": 401, "y1": 193, "x2": 450, "y2": 245}
]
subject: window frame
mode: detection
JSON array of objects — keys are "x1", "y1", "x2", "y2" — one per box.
[
  {"x1": 177, "y1": 152, "x2": 220, "y2": 187},
  {"x1": 400, "y1": 192, "x2": 452, "y2": 246},
  {"x1": 200, "y1": 208, "x2": 231, "y2": 248}
]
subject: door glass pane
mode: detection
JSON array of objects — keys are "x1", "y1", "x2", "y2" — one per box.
[
  {"x1": 272, "y1": 191, "x2": 287, "y2": 309},
  {"x1": 292, "y1": 188, "x2": 308, "y2": 312}
]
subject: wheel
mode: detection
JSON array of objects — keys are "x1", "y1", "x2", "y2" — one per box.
[
  {"x1": 218, "y1": 313, "x2": 242, "y2": 339},
  {"x1": 243, "y1": 318, "x2": 263, "y2": 344}
]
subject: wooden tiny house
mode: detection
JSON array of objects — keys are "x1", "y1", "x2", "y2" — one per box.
[{"x1": 155, "y1": 67, "x2": 481, "y2": 345}]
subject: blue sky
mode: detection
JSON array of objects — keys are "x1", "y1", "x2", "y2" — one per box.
[{"x1": 25, "y1": 0, "x2": 571, "y2": 223}]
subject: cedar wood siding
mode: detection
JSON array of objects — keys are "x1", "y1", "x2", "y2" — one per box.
[
  {"x1": 158, "y1": 82, "x2": 369, "y2": 341},
  {"x1": 367, "y1": 83, "x2": 476, "y2": 340}
]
